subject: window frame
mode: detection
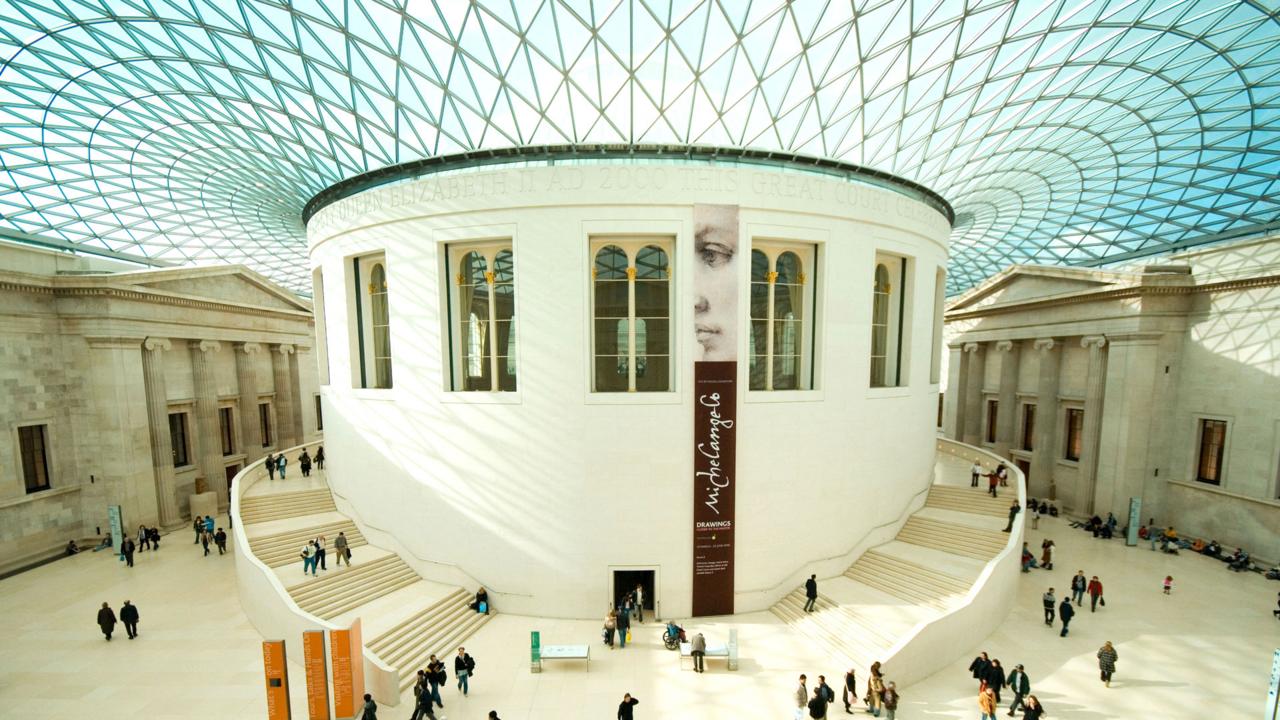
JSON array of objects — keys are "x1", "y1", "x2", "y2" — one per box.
[
  {"x1": 1020, "y1": 403, "x2": 1036, "y2": 451},
  {"x1": 588, "y1": 235, "x2": 675, "y2": 394},
  {"x1": 168, "y1": 411, "x2": 191, "y2": 468},
  {"x1": 17, "y1": 423, "x2": 52, "y2": 494},
  {"x1": 218, "y1": 406, "x2": 236, "y2": 456},
  {"x1": 314, "y1": 394, "x2": 323, "y2": 432},
  {"x1": 348, "y1": 252, "x2": 392, "y2": 390},
  {"x1": 312, "y1": 266, "x2": 331, "y2": 386},
  {"x1": 1064, "y1": 407, "x2": 1084, "y2": 462},
  {"x1": 749, "y1": 238, "x2": 819, "y2": 392},
  {"x1": 870, "y1": 252, "x2": 912, "y2": 389},
  {"x1": 258, "y1": 401, "x2": 273, "y2": 449},
  {"x1": 985, "y1": 398, "x2": 999, "y2": 444},
  {"x1": 1194, "y1": 418, "x2": 1228, "y2": 486},
  {"x1": 444, "y1": 240, "x2": 518, "y2": 392},
  {"x1": 929, "y1": 267, "x2": 945, "y2": 384}
]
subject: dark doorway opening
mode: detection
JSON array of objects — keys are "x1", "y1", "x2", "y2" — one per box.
[
  {"x1": 225, "y1": 464, "x2": 240, "y2": 497},
  {"x1": 1015, "y1": 459, "x2": 1031, "y2": 485},
  {"x1": 612, "y1": 569, "x2": 655, "y2": 615}
]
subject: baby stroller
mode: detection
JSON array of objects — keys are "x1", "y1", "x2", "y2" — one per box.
[{"x1": 662, "y1": 622, "x2": 686, "y2": 650}]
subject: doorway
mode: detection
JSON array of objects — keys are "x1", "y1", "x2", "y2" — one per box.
[
  {"x1": 1015, "y1": 459, "x2": 1031, "y2": 485},
  {"x1": 611, "y1": 569, "x2": 656, "y2": 616},
  {"x1": 225, "y1": 464, "x2": 241, "y2": 497}
]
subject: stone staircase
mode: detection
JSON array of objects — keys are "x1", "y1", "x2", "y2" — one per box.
[
  {"x1": 248, "y1": 519, "x2": 368, "y2": 568},
  {"x1": 770, "y1": 480, "x2": 1012, "y2": 673},
  {"x1": 240, "y1": 488, "x2": 337, "y2": 523},
  {"x1": 366, "y1": 589, "x2": 494, "y2": 693},
  {"x1": 286, "y1": 552, "x2": 422, "y2": 619}
]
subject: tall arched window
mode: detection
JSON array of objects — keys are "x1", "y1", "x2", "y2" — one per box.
[
  {"x1": 750, "y1": 242, "x2": 816, "y2": 391},
  {"x1": 592, "y1": 239, "x2": 672, "y2": 392},
  {"x1": 448, "y1": 243, "x2": 517, "y2": 391},
  {"x1": 871, "y1": 252, "x2": 910, "y2": 388},
  {"x1": 871, "y1": 263, "x2": 890, "y2": 387},
  {"x1": 369, "y1": 263, "x2": 392, "y2": 388}
]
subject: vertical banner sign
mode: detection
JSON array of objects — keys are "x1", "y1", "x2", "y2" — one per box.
[
  {"x1": 691, "y1": 204, "x2": 739, "y2": 617},
  {"x1": 1266, "y1": 648, "x2": 1280, "y2": 720},
  {"x1": 329, "y1": 620, "x2": 364, "y2": 719},
  {"x1": 262, "y1": 640, "x2": 291, "y2": 720},
  {"x1": 302, "y1": 631, "x2": 330, "y2": 720},
  {"x1": 530, "y1": 630, "x2": 541, "y2": 673},
  {"x1": 107, "y1": 505, "x2": 124, "y2": 560},
  {"x1": 1126, "y1": 497, "x2": 1142, "y2": 547}
]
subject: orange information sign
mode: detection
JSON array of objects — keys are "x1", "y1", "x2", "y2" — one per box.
[
  {"x1": 302, "y1": 630, "x2": 330, "y2": 720},
  {"x1": 330, "y1": 619, "x2": 364, "y2": 717},
  {"x1": 262, "y1": 640, "x2": 291, "y2": 720}
]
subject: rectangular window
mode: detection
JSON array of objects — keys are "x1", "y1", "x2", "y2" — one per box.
[
  {"x1": 258, "y1": 403, "x2": 272, "y2": 448},
  {"x1": 446, "y1": 242, "x2": 518, "y2": 391},
  {"x1": 937, "y1": 392, "x2": 944, "y2": 428},
  {"x1": 1064, "y1": 408, "x2": 1084, "y2": 461},
  {"x1": 168, "y1": 412, "x2": 190, "y2": 467},
  {"x1": 1021, "y1": 404, "x2": 1036, "y2": 451},
  {"x1": 751, "y1": 240, "x2": 818, "y2": 391},
  {"x1": 930, "y1": 268, "x2": 945, "y2": 383},
  {"x1": 313, "y1": 267, "x2": 330, "y2": 385},
  {"x1": 1196, "y1": 419, "x2": 1227, "y2": 485},
  {"x1": 871, "y1": 252, "x2": 910, "y2": 388},
  {"x1": 591, "y1": 237, "x2": 673, "y2": 392},
  {"x1": 349, "y1": 254, "x2": 392, "y2": 389},
  {"x1": 985, "y1": 399, "x2": 998, "y2": 443},
  {"x1": 218, "y1": 407, "x2": 235, "y2": 456},
  {"x1": 18, "y1": 424, "x2": 51, "y2": 493},
  {"x1": 314, "y1": 395, "x2": 323, "y2": 431}
]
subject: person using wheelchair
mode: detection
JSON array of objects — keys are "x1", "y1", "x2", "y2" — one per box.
[{"x1": 663, "y1": 621, "x2": 687, "y2": 650}]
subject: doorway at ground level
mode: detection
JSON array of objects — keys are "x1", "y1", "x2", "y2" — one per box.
[
  {"x1": 1015, "y1": 459, "x2": 1031, "y2": 485},
  {"x1": 612, "y1": 569, "x2": 655, "y2": 616}
]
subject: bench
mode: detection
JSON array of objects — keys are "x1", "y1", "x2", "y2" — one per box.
[
  {"x1": 680, "y1": 641, "x2": 730, "y2": 671},
  {"x1": 533, "y1": 644, "x2": 590, "y2": 672}
]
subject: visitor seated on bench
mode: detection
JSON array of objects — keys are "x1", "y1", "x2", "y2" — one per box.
[
  {"x1": 1227, "y1": 549, "x2": 1251, "y2": 572},
  {"x1": 91, "y1": 536, "x2": 113, "y2": 552},
  {"x1": 1190, "y1": 538, "x2": 1206, "y2": 553},
  {"x1": 65, "y1": 539, "x2": 80, "y2": 555},
  {"x1": 1203, "y1": 540, "x2": 1222, "y2": 558},
  {"x1": 1099, "y1": 524, "x2": 1113, "y2": 539}
]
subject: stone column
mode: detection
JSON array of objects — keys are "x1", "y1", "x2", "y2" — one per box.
[
  {"x1": 1030, "y1": 338, "x2": 1061, "y2": 498},
  {"x1": 944, "y1": 344, "x2": 968, "y2": 441},
  {"x1": 1075, "y1": 335, "x2": 1108, "y2": 515},
  {"x1": 961, "y1": 342, "x2": 986, "y2": 446},
  {"x1": 288, "y1": 347, "x2": 305, "y2": 441},
  {"x1": 993, "y1": 340, "x2": 1021, "y2": 459},
  {"x1": 235, "y1": 343, "x2": 263, "y2": 463},
  {"x1": 271, "y1": 344, "x2": 297, "y2": 448},
  {"x1": 141, "y1": 338, "x2": 181, "y2": 526},
  {"x1": 189, "y1": 340, "x2": 226, "y2": 509}
]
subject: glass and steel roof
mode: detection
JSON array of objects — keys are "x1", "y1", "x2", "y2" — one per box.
[{"x1": 1, "y1": 1, "x2": 1277, "y2": 295}]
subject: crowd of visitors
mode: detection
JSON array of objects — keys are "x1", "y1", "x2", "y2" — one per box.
[
  {"x1": 95, "y1": 600, "x2": 141, "y2": 640},
  {"x1": 264, "y1": 446, "x2": 325, "y2": 481}
]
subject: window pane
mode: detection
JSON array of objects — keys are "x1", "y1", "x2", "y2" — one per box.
[
  {"x1": 1065, "y1": 409, "x2": 1083, "y2": 461},
  {"x1": 750, "y1": 249, "x2": 769, "y2": 282},
  {"x1": 635, "y1": 245, "x2": 668, "y2": 279},
  {"x1": 748, "y1": 354, "x2": 768, "y2": 390},
  {"x1": 594, "y1": 245, "x2": 628, "y2": 279},
  {"x1": 871, "y1": 263, "x2": 890, "y2": 387},
  {"x1": 595, "y1": 319, "x2": 626, "y2": 356},
  {"x1": 594, "y1": 356, "x2": 628, "y2": 392},
  {"x1": 635, "y1": 355, "x2": 669, "y2": 392},
  {"x1": 1022, "y1": 405, "x2": 1036, "y2": 451},
  {"x1": 369, "y1": 263, "x2": 392, "y2": 389},
  {"x1": 19, "y1": 425, "x2": 50, "y2": 493},
  {"x1": 1197, "y1": 419, "x2": 1226, "y2": 484},
  {"x1": 639, "y1": 318, "x2": 669, "y2": 355},
  {"x1": 634, "y1": 279, "x2": 669, "y2": 317},
  {"x1": 259, "y1": 404, "x2": 272, "y2": 447},
  {"x1": 772, "y1": 355, "x2": 800, "y2": 389},
  {"x1": 594, "y1": 280, "x2": 628, "y2": 317}
]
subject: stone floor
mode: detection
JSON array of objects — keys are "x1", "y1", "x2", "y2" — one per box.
[{"x1": 1, "y1": 479, "x2": 1275, "y2": 719}]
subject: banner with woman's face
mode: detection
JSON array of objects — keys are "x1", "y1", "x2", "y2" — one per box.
[{"x1": 692, "y1": 204, "x2": 739, "y2": 361}]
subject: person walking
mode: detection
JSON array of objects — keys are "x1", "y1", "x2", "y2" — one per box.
[
  {"x1": 265, "y1": 452, "x2": 276, "y2": 480},
  {"x1": 120, "y1": 600, "x2": 140, "y2": 639},
  {"x1": 1058, "y1": 596, "x2": 1074, "y2": 637},
  {"x1": 793, "y1": 675, "x2": 808, "y2": 720},
  {"x1": 204, "y1": 515, "x2": 215, "y2": 536},
  {"x1": 881, "y1": 681, "x2": 899, "y2": 720},
  {"x1": 200, "y1": 529, "x2": 211, "y2": 556},
  {"x1": 1097, "y1": 641, "x2": 1118, "y2": 687},
  {"x1": 633, "y1": 583, "x2": 645, "y2": 623},
  {"x1": 149, "y1": 526, "x2": 161, "y2": 551},
  {"x1": 299, "y1": 449, "x2": 312, "y2": 477},
  {"x1": 277, "y1": 453, "x2": 288, "y2": 479},
  {"x1": 1163, "y1": 575, "x2": 1173, "y2": 595},
  {"x1": 137, "y1": 524, "x2": 150, "y2": 552},
  {"x1": 843, "y1": 668, "x2": 858, "y2": 714},
  {"x1": 808, "y1": 686, "x2": 829, "y2": 719},
  {"x1": 315, "y1": 446, "x2": 325, "y2": 470},
  {"x1": 616, "y1": 599, "x2": 631, "y2": 648},
  {"x1": 1002, "y1": 499, "x2": 1020, "y2": 532},
  {"x1": 804, "y1": 574, "x2": 818, "y2": 612},
  {"x1": 817, "y1": 676, "x2": 835, "y2": 717},
  {"x1": 866, "y1": 662, "x2": 885, "y2": 718},
  {"x1": 335, "y1": 531, "x2": 350, "y2": 567},
  {"x1": 1005, "y1": 663, "x2": 1029, "y2": 715},
  {"x1": 971, "y1": 460, "x2": 982, "y2": 487},
  {"x1": 988, "y1": 470, "x2": 1000, "y2": 498},
  {"x1": 968, "y1": 652, "x2": 991, "y2": 683},
  {"x1": 96, "y1": 602, "x2": 117, "y2": 641},
  {"x1": 603, "y1": 609, "x2": 617, "y2": 648},
  {"x1": 978, "y1": 681, "x2": 997, "y2": 720},
  {"x1": 214, "y1": 528, "x2": 227, "y2": 555},
  {"x1": 360, "y1": 693, "x2": 377, "y2": 720},
  {"x1": 1040, "y1": 540, "x2": 1054, "y2": 570},
  {"x1": 454, "y1": 647, "x2": 474, "y2": 696},
  {"x1": 300, "y1": 542, "x2": 315, "y2": 576},
  {"x1": 193, "y1": 516, "x2": 203, "y2": 544},
  {"x1": 1088, "y1": 576, "x2": 1105, "y2": 612},
  {"x1": 691, "y1": 632, "x2": 706, "y2": 673},
  {"x1": 1030, "y1": 504, "x2": 1040, "y2": 529},
  {"x1": 1021, "y1": 696, "x2": 1046, "y2": 720},
  {"x1": 315, "y1": 536, "x2": 327, "y2": 571},
  {"x1": 1042, "y1": 589, "x2": 1056, "y2": 626},
  {"x1": 1071, "y1": 571, "x2": 1087, "y2": 606},
  {"x1": 426, "y1": 654, "x2": 446, "y2": 709},
  {"x1": 985, "y1": 660, "x2": 1006, "y2": 704},
  {"x1": 617, "y1": 693, "x2": 639, "y2": 720},
  {"x1": 120, "y1": 536, "x2": 135, "y2": 568},
  {"x1": 411, "y1": 678, "x2": 435, "y2": 720}
]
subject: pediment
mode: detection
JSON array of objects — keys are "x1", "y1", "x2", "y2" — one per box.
[
  {"x1": 950, "y1": 266, "x2": 1130, "y2": 312},
  {"x1": 118, "y1": 267, "x2": 309, "y2": 312}
]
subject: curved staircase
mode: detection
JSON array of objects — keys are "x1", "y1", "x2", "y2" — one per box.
[
  {"x1": 239, "y1": 469, "x2": 492, "y2": 694},
  {"x1": 770, "y1": 454, "x2": 1014, "y2": 674}
]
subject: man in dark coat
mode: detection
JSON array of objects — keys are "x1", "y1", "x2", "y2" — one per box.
[
  {"x1": 807, "y1": 686, "x2": 829, "y2": 718},
  {"x1": 616, "y1": 600, "x2": 631, "y2": 648},
  {"x1": 120, "y1": 537, "x2": 135, "y2": 567},
  {"x1": 1058, "y1": 597, "x2": 1075, "y2": 637},
  {"x1": 96, "y1": 602, "x2": 117, "y2": 640},
  {"x1": 120, "y1": 600, "x2": 140, "y2": 639},
  {"x1": 843, "y1": 668, "x2": 858, "y2": 713},
  {"x1": 149, "y1": 526, "x2": 160, "y2": 550},
  {"x1": 984, "y1": 659, "x2": 1006, "y2": 703},
  {"x1": 1005, "y1": 663, "x2": 1030, "y2": 715},
  {"x1": 617, "y1": 693, "x2": 639, "y2": 720},
  {"x1": 214, "y1": 528, "x2": 227, "y2": 555},
  {"x1": 804, "y1": 574, "x2": 818, "y2": 612},
  {"x1": 1002, "y1": 500, "x2": 1021, "y2": 532},
  {"x1": 968, "y1": 652, "x2": 990, "y2": 683}
]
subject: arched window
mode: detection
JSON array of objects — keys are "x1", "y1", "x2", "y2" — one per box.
[
  {"x1": 369, "y1": 263, "x2": 392, "y2": 388},
  {"x1": 871, "y1": 263, "x2": 890, "y2": 387},
  {"x1": 592, "y1": 239, "x2": 672, "y2": 392},
  {"x1": 449, "y1": 243, "x2": 517, "y2": 391},
  {"x1": 750, "y1": 243, "x2": 816, "y2": 391}
]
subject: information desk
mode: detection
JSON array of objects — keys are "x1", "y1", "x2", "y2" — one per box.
[{"x1": 679, "y1": 641, "x2": 731, "y2": 671}]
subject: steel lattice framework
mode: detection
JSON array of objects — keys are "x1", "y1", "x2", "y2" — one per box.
[{"x1": 1, "y1": 0, "x2": 1278, "y2": 294}]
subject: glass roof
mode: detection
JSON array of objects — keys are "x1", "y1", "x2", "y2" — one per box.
[{"x1": 0, "y1": 0, "x2": 1277, "y2": 295}]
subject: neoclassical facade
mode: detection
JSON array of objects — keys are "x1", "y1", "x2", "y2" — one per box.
[
  {"x1": 942, "y1": 235, "x2": 1280, "y2": 556},
  {"x1": 0, "y1": 243, "x2": 320, "y2": 575},
  {"x1": 309, "y1": 157, "x2": 952, "y2": 618}
]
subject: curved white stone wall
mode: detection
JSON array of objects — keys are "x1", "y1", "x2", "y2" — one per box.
[{"x1": 309, "y1": 163, "x2": 950, "y2": 618}]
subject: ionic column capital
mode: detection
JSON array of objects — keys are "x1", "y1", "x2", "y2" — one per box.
[
  {"x1": 195, "y1": 340, "x2": 222, "y2": 353},
  {"x1": 994, "y1": 340, "x2": 1015, "y2": 353},
  {"x1": 1033, "y1": 338, "x2": 1057, "y2": 352},
  {"x1": 1081, "y1": 335, "x2": 1107, "y2": 350},
  {"x1": 275, "y1": 343, "x2": 295, "y2": 356},
  {"x1": 143, "y1": 337, "x2": 172, "y2": 352},
  {"x1": 962, "y1": 342, "x2": 981, "y2": 354},
  {"x1": 236, "y1": 342, "x2": 263, "y2": 355}
]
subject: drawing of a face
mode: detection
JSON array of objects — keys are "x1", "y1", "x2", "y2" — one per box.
[{"x1": 693, "y1": 205, "x2": 739, "y2": 361}]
